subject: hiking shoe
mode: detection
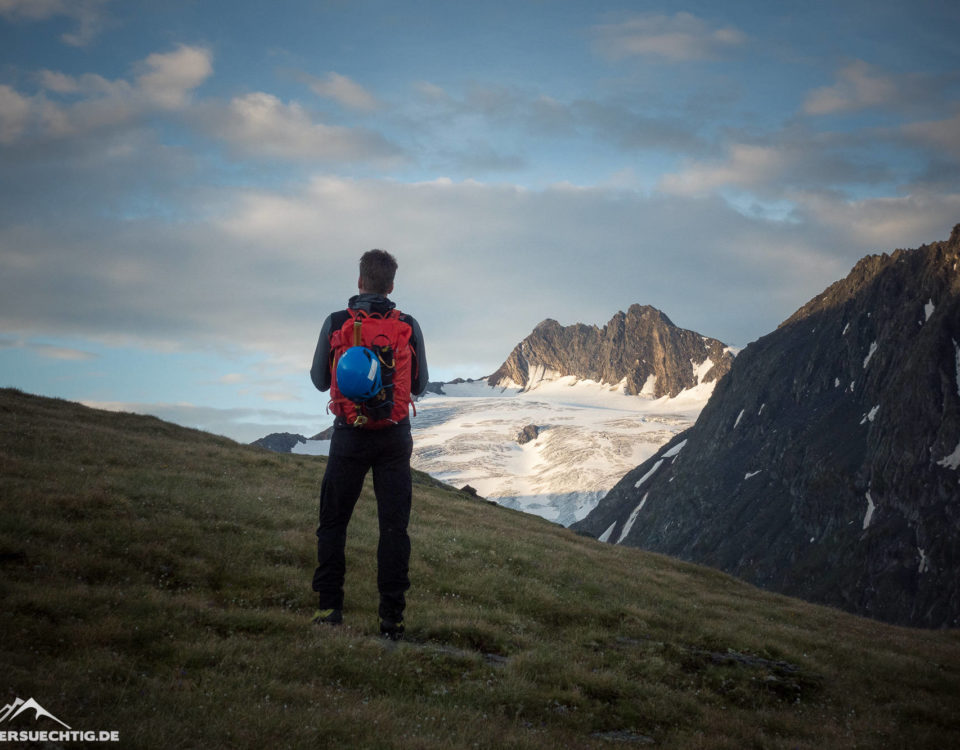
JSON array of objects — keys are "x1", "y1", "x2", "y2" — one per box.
[
  {"x1": 311, "y1": 608, "x2": 343, "y2": 626},
  {"x1": 379, "y1": 619, "x2": 404, "y2": 641}
]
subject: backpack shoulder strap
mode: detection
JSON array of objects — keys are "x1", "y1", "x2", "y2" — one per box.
[{"x1": 330, "y1": 309, "x2": 352, "y2": 331}]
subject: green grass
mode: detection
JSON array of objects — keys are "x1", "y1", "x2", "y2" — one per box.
[{"x1": 1, "y1": 387, "x2": 958, "y2": 749}]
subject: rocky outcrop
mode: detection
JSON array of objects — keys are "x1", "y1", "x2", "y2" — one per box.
[
  {"x1": 250, "y1": 432, "x2": 307, "y2": 453},
  {"x1": 516, "y1": 424, "x2": 541, "y2": 445},
  {"x1": 487, "y1": 304, "x2": 734, "y2": 398},
  {"x1": 573, "y1": 226, "x2": 960, "y2": 628},
  {"x1": 252, "y1": 426, "x2": 336, "y2": 451},
  {"x1": 421, "y1": 378, "x2": 485, "y2": 397}
]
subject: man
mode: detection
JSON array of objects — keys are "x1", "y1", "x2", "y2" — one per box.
[{"x1": 309, "y1": 249, "x2": 428, "y2": 641}]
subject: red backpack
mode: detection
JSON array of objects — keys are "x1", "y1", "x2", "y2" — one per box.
[{"x1": 328, "y1": 309, "x2": 416, "y2": 428}]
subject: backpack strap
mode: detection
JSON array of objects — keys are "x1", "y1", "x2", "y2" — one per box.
[{"x1": 347, "y1": 307, "x2": 403, "y2": 348}]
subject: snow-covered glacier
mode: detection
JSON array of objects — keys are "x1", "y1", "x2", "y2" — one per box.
[{"x1": 294, "y1": 371, "x2": 716, "y2": 527}]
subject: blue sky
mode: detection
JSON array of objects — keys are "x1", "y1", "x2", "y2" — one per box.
[{"x1": 1, "y1": 0, "x2": 959, "y2": 441}]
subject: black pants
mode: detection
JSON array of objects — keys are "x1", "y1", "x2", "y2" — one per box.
[{"x1": 312, "y1": 424, "x2": 413, "y2": 622}]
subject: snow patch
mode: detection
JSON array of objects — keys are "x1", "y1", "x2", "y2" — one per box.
[
  {"x1": 598, "y1": 521, "x2": 617, "y2": 544},
  {"x1": 860, "y1": 404, "x2": 880, "y2": 425},
  {"x1": 834, "y1": 378, "x2": 840, "y2": 388},
  {"x1": 918, "y1": 548, "x2": 930, "y2": 574},
  {"x1": 524, "y1": 366, "x2": 566, "y2": 391},
  {"x1": 634, "y1": 459, "x2": 664, "y2": 488},
  {"x1": 639, "y1": 374, "x2": 657, "y2": 397},
  {"x1": 924, "y1": 299, "x2": 935, "y2": 321},
  {"x1": 758, "y1": 403, "x2": 766, "y2": 416},
  {"x1": 862, "y1": 491, "x2": 876, "y2": 530},
  {"x1": 744, "y1": 470, "x2": 762, "y2": 480},
  {"x1": 486, "y1": 377, "x2": 523, "y2": 392},
  {"x1": 842, "y1": 323, "x2": 850, "y2": 335},
  {"x1": 734, "y1": 409, "x2": 744, "y2": 428},
  {"x1": 693, "y1": 357, "x2": 715, "y2": 385},
  {"x1": 863, "y1": 341, "x2": 878, "y2": 369},
  {"x1": 662, "y1": 439, "x2": 688, "y2": 459},
  {"x1": 617, "y1": 494, "x2": 648, "y2": 543},
  {"x1": 938, "y1": 441, "x2": 960, "y2": 470}
]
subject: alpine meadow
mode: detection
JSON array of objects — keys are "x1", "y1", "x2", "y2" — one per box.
[{"x1": 1, "y1": 388, "x2": 958, "y2": 749}]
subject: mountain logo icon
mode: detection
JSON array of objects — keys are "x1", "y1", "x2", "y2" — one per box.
[{"x1": 0, "y1": 697, "x2": 71, "y2": 729}]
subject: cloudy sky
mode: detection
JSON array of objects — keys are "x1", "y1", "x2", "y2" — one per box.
[{"x1": 1, "y1": 0, "x2": 958, "y2": 441}]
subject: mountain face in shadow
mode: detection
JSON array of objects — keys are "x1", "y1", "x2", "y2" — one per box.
[{"x1": 574, "y1": 226, "x2": 960, "y2": 628}]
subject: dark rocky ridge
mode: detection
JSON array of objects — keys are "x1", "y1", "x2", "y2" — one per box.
[
  {"x1": 487, "y1": 304, "x2": 734, "y2": 398},
  {"x1": 422, "y1": 378, "x2": 482, "y2": 397},
  {"x1": 250, "y1": 432, "x2": 306, "y2": 453},
  {"x1": 251, "y1": 427, "x2": 333, "y2": 452},
  {"x1": 573, "y1": 226, "x2": 960, "y2": 628}
]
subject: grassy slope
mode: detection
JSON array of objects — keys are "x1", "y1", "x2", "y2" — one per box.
[{"x1": 1, "y1": 387, "x2": 958, "y2": 749}]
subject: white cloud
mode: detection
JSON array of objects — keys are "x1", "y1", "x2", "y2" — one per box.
[
  {"x1": 0, "y1": 175, "x2": 887, "y2": 386},
  {"x1": 1, "y1": 45, "x2": 211, "y2": 143},
  {"x1": 5, "y1": 46, "x2": 394, "y2": 166},
  {"x1": 592, "y1": 12, "x2": 746, "y2": 62},
  {"x1": 307, "y1": 72, "x2": 379, "y2": 111},
  {"x1": 406, "y1": 80, "x2": 705, "y2": 165},
  {"x1": 0, "y1": 85, "x2": 31, "y2": 143},
  {"x1": 657, "y1": 129, "x2": 900, "y2": 199},
  {"x1": 0, "y1": 337, "x2": 98, "y2": 361},
  {"x1": 208, "y1": 92, "x2": 400, "y2": 162},
  {"x1": 0, "y1": 0, "x2": 65, "y2": 18},
  {"x1": 136, "y1": 45, "x2": 213, "y2": 110},
  {"x1": 792, "y1": 190, "x2": 960, "y2": 249},
  {"x1": 0, "y1": 0, "x2": 112, "y2": 46},
  {"x1": 29, "y1": 343, "x2": 99, "y2": 361},
  {"x1": 413, "y1": 80, "x2": 449, "y2": 101},
  {"x1": 805, "y1": 61, "x2": 899, "y2": 115},
  {"x1": 38, "y1": 70, "x2": 132, "y2": 99},
  {"x1": 659, "y1": 144, "x2": 787, "y2": 196},
  {"x1": 37, "y1": 70, "x2": 80, "y2": 94},
  {"x1": 803, "y1": 61, "x2": 958, "y2": 119},
  {"x1": 260, "y1": 390, "x2": 299, "y2": 402},
  {"x1": 903, "y1": 112, "x2": 960, "y2": 160}
]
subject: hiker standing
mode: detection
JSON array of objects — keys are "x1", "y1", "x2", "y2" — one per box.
[{"x1": 309, "y1": 249, "x2": 428, "y2": 640}]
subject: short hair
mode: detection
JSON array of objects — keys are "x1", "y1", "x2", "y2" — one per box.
[{"x1": 359, "y1": 249, "x2": 398, "y2": 294}]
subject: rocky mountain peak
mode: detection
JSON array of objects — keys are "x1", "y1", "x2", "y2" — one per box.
[
  {"x1": 782, "y1": 227, "x2": 960, "y2": 331},
  {"x1": 574, "y1": 225, "x2": 960, "y2": 628},
  {"x1": 487, "y1": 304, "x2": 734, "y2": 398}
]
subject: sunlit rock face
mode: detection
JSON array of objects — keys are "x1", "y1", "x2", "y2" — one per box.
[{"x1": 488, "y1": 304, "x2": 734, "y2": 399}]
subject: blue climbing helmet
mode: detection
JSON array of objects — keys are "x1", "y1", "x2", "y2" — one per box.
[{"x1": 335, "y1": 346, "x2": 383, "y2": 401}]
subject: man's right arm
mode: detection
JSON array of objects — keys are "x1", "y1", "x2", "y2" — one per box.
[{"x1": 310, "y1": 315, "x2": 334, "y2": 392}]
